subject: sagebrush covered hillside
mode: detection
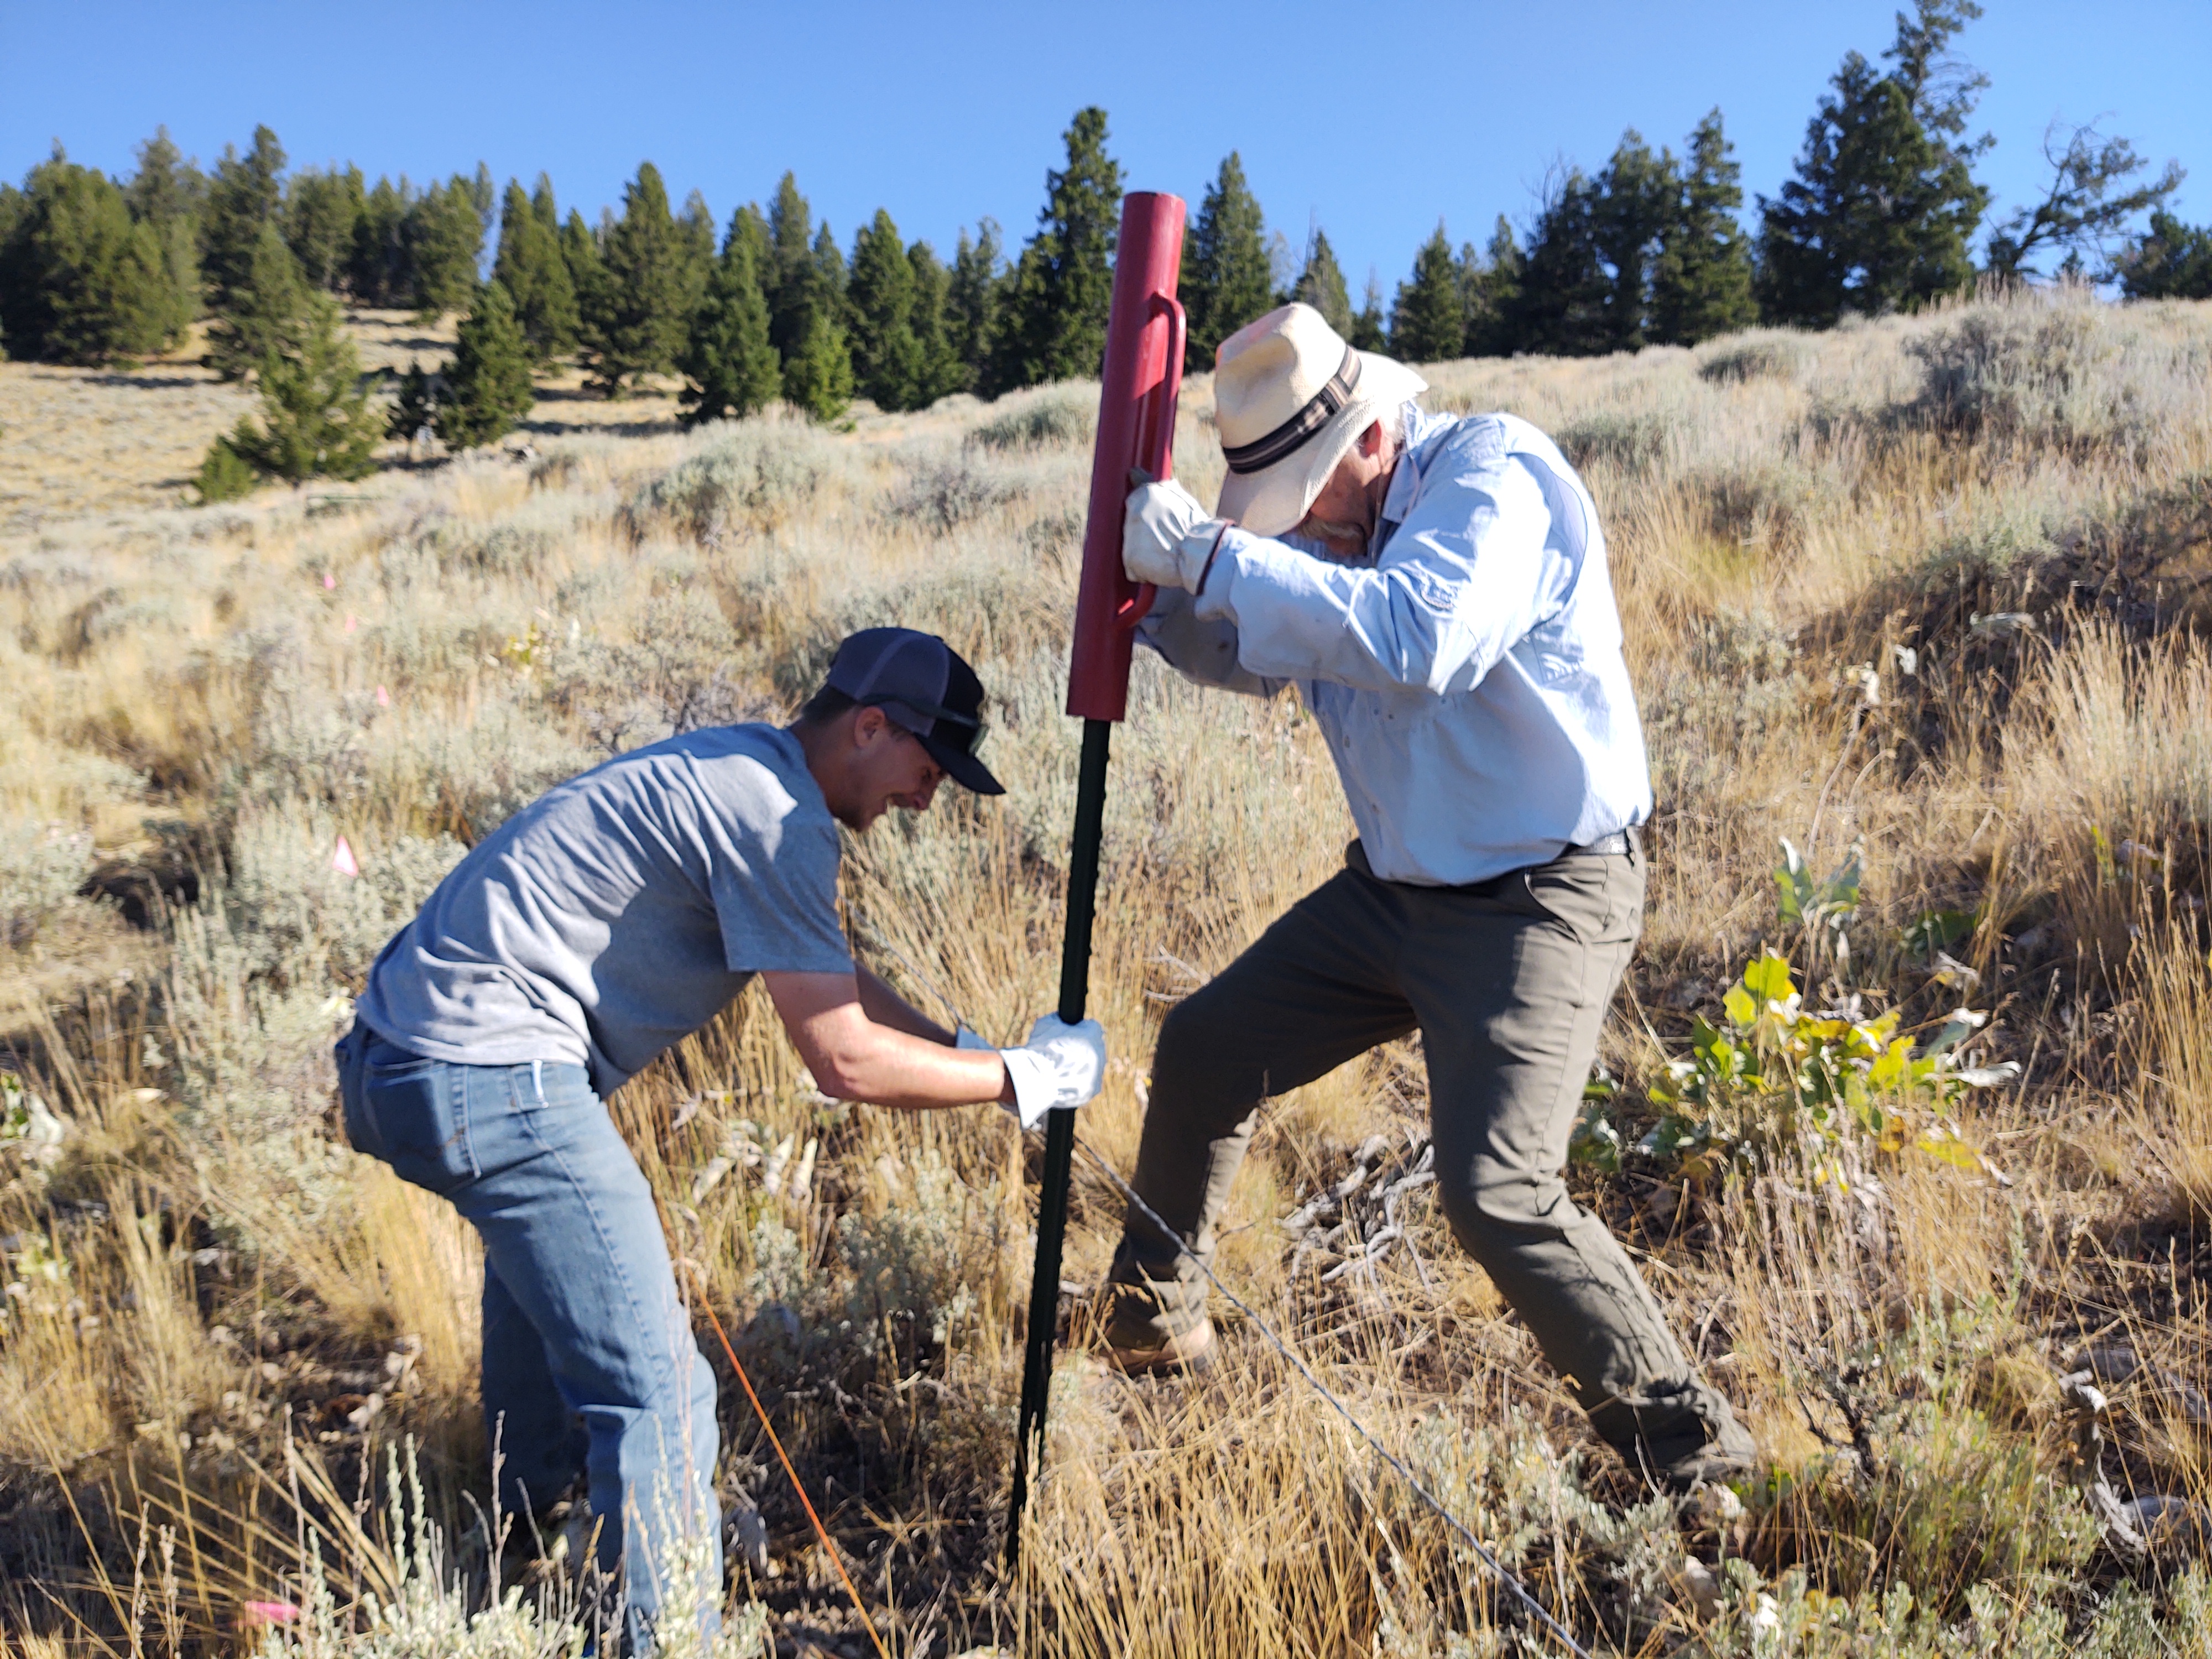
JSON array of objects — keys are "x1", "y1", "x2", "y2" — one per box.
[{"x1": 3, "y1": 286, "x2": 2212, "y2": 1656}]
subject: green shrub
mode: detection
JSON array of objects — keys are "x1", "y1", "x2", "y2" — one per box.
[
  {"x1": 1905, "y1": 293, "x2": 2212, "y2": 453},
  {"x1": 251, "y1": 1439, "x2": 771, "y2": 1659},
  {"x1": 0, "y1": 823, "x2": 96, "y2": 948},
  {"x1": 881, "y1": 455, "x2": 1012, "y2": 531},
  {"x1": 1556, "y1": 408, "x2": 1671, "y2": 473},
  {"x1": 967, "y1": 384, "x2": 1095, "y2": 452},
  {"x1": 625, "y1": 425, "x2": 834, "y2": 542},
  {"x1": 1698, "y1": 331, "x2": 1811, "y2": 386},
  {"x1": 1619, "y1": 944, "x2": 2016, "y2": 1183},
  {"x1": 194, "y1": 434, "x2": 260, "y2": 503},
  {"x1": 1698, "y1": 457, "x2": 1828, "y2": 551}
]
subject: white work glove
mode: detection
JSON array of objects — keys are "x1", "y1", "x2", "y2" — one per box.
[
  {"x1": 996, "y1": 1014, "x2": 1108, "y2": 1130},
  {"x1": 1124, "y1": 479, "x2": 1230, "y2": 593}
]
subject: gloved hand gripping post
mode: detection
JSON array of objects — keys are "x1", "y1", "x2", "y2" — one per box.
[{"x1": 1006, "y1": 190, "x2": 1187, "y2": 1568}]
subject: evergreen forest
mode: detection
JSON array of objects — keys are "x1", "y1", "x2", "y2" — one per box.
[{"x1": 0, "y1": 0, "x2": 2203, "y2": 477}]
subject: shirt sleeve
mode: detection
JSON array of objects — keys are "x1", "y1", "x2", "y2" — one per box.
[
  {"x1": 1135, "y1": 586, "x2": 1287, "y2": 698},
  {"x1": 711, "y1": 816, "x2": 855, "y2": 977},
  {"x1": 1194, "y1": 419, "x2": 1561, "y2": 697}
]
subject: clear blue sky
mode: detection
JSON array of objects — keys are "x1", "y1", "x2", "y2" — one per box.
[{"x1": 3, "y1": 1, "x2": 2206, "y2": 290}]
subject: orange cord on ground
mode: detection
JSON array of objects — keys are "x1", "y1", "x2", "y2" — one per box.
[{"x1": 695, "y1": 1296, "x2": 893, "y2": 1659}]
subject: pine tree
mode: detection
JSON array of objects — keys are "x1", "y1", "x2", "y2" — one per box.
[
  {"x1": 2118, "y1": 210, "x2": 2212, "y2": 300},
  {"x1": 123, "y1": 127, "x2": 205, "y2": 239},
  {"x1": 724, "y1": 202, "x2": 773, "y2": 290},
  {"x1": 467, "y1": 164, "x2": 495, "y2": 235},
  {"x1": 124, "y1": 127, "x2": 204, "y2": 332},
  {"x1": 436, "y1": 280, "x2": 535, "y2": 448},
  {"x1": 404, "y1": 177, "x2": 485, "y2": 319},
  {"x1": 284, "y1": 165, "x2": 364, "y2": 291},
  {"x1": 1757, "y1": 0, "x2": 1991, "y2": 325},
  {"x1": 848, "y1": 208, "x2": 926, "y2": 410},
  {"x1": 582, "y1": 163, "x2": 694, "y2": 394},
  {"x1": 559, "y1": 207, "x2": 606, "y2": 333},
  {"x1": 0, "y1": 181, "x2": 22, "y2": 357},
  {"x1": 676, "y1": 189, "x2": 715, "y2": 320},
  {"x1": 204, "y1": 220, "x2": 310, "y2": 380},
  {"x1": 992, "y1": 107, "x2": 1123, "y2": 391},
  {"x1": 784, "y1": 306, "x2": 853, "y2": 423},
  {"x1": 1592, "y1": 132, "x2": 1679, "y2": 353},
  {"x1": 1292, "y1": 228, "x2": 1353, "y2": 336},
  {"x1": 1985, "y1": 121, "x2": 2183, "y2": 281},
  {"x1": 349, "y1": 175, "x2": 410, "y2": 306},
  {"x1": 945, "y1": 220, "x2": 1001, "y2": 395},
  {"x1": 1390, "y1": 226, "x2": 1465, "y2": 362},
  {"x1": 906, "y1": 238, "x2": 963, "y2": 405},
  {"x1": 1650, "y1": 110, "x2": 1756, "y2": 347},
  {"x1": 781, "y1": 222, "x2": 853, "y2": 408},
  {"x1": 811, "y1": 224, "x2": 848, "y2": 322},
  {"x1": 0, "y1": 148, "x2": 177, "y2": 363},
  {"x1": 201, "y1": 126, "x2": 287, "y2": 315},
  {"x1": 492, "y1": 178, "x2": 578, "y2": 361},
  {"x1": 1182, "y1": 152, "x2": 1275, "y2": 373},
  {"x1": 765, "y1": 172, "x2": 816, "y2": 364},
  {"x1": 1349, "y1": 273, "x2": 1388, "y2": 352},
  {"x1": 679, "y1": 212, "x2": 780, "y2": 426},
  {"x1": 1514, "y1": 172, "x2": 1610, "y2": 355},
  {"x1": 219, "y1": 287, "x2": 379, "y2": 482},
  {"x1": 387, "y1": 357, "x2": 441, "y2": 440},
  {"x1": 1460, "y1": 218, "x2": 1526, "y2": 357}
]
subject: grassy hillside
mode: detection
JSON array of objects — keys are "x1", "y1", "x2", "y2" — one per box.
[{"x1": 2, "y1": 285, "x2": 2212, "y2": 1655}]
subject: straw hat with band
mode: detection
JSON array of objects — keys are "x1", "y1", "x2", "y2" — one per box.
[{"x1": 1211, "y1": 303, "x2": 1428, "y2": 539}]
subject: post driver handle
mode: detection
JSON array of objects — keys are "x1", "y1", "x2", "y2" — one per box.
[{"x1": 1114, "y1": 291, "x2": 1187, "y2": 632}]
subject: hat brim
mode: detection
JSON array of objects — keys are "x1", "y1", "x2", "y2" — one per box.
[
  {"x1": 924, "y1": 733, "x2": 1005, "y2": 796},
  {"x1": 1213, "y1": 354, "x2": 1429, "y2": 538}
]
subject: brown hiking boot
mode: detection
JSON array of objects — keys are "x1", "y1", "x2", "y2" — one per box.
[
  {"x1": 1646, "y1": 1433, "x2": 1755, "y2": 1495},
  {"x1": 1595, "y1": 1379, "x2": 1756, "y2": 1495},
  {"x1": 1104, "y1": 1316, "x2": 1217, "y2": 1376}
]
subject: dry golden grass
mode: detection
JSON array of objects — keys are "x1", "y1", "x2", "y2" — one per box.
[{"x1": 3, "y1": 287, "x2": 2212, "y2": 1653}]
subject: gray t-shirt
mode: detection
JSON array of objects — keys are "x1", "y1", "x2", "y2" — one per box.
[{"x1": 357, "y1": 724, "x2": 853, "y2": 1095}]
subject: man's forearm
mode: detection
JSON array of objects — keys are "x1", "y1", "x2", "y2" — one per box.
[
  {"x1": 821, "y1": 1022, "x2": 1013, "y2": 1111},
  {"x1": 763, "y1": 970, "x2": 1010, "y2": 1111}
]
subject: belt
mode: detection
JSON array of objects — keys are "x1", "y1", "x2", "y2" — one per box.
[
  {"x1": 1344, "y1": 826, "x2": 1641, "y2": 890},
  {"x1": 1562, "y1": 826, "x2": 1640, "y2": 859}
]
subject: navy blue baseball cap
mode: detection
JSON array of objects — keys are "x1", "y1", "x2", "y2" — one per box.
[{"x1": 823, "y1": 628, "x2": 1004, "y2": 796}]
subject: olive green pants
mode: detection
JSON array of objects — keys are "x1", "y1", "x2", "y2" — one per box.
[{"x1": 1106, "y1": 839, "x2": 1742, "y2": 1455}]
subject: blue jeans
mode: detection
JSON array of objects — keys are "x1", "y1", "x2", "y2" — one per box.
[{"x1": 334, "y1": 1023, "x2": 721, "y2": 1651}]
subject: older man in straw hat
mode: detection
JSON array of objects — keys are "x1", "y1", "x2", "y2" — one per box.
[{"x1": 1108, "y1": 302, "x2": 1752, "y2": 1491}]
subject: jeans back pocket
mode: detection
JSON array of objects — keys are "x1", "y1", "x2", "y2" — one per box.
[{"x1": 361, "y1": 1051, "x2": 478, "y2": 1194}]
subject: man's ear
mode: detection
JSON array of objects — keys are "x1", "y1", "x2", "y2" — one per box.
[
  {"x1": 1357, "y1": 420, "x2": 1385, "y2": 458},
  {"x1": 850, "y1": 704, "x2": 890, "y2": 747}
]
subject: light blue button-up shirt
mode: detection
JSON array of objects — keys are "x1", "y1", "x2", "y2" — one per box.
[{"x1": 1139, "y1": 405, "x2": 1652, "y2": 886}]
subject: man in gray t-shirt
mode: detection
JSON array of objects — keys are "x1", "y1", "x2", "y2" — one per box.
[
  {"x1": 356, "y1": 721, "x2": 860, "y2": 1098},
  {"x1": 335, "y1": 628, "x2": 1104, "y2": 1652}
]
